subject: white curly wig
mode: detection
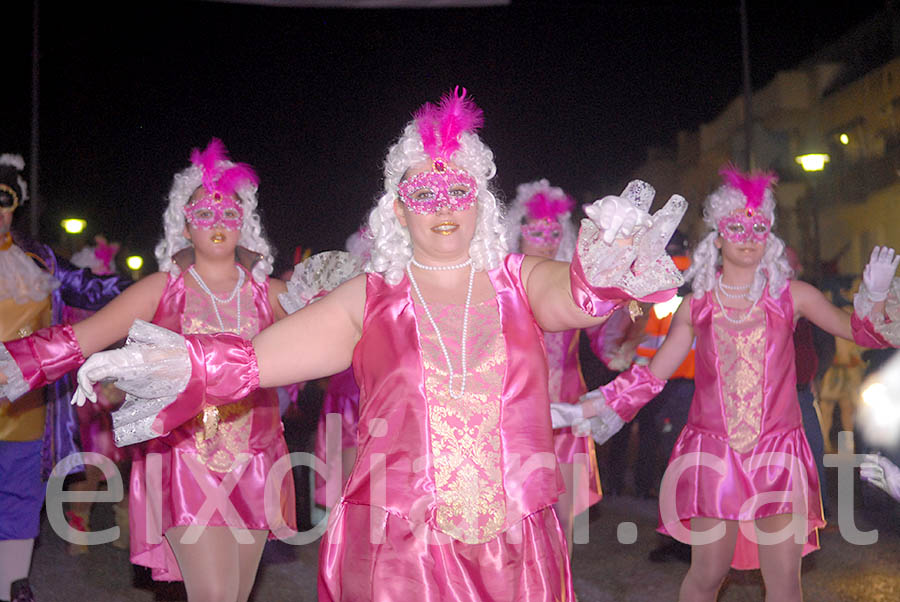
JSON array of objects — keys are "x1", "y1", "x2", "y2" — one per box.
[
  {"x1": 505, "y1": 178, "x2": 576, "y2": 261},
  {"x1": 366, "y1": 122, "x2": 507, "y2": 285},
  {"x1": 685, "y1": 176, "x2": 792, "y2": 301},
  {"x1": 154, "y1": 157, "x2": 274, "y2": 283}
]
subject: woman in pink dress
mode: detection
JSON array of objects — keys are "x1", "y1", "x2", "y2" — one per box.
[
  {"x1": 75, "y1": 88, "x2": 687, "y2": 601},
  {"x1": 1, "y1": 139, "x2": 296, "y2": 602},
  {"x1": 555, "y1": 167, "x2": 899, "y2": 601},
  {"x1": 506, "y1": 179, "x2": 602, "y2": 554}
]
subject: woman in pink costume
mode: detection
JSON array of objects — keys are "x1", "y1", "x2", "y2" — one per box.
[
  {"x1": 75, "y1": 88, "x2": 686, "y2": 601},
  {"x1": 506, "y1": 179, "x2": 602, "y2": 554},
  {"x1": 1, "y1": 139, "x2": 296, "y2": 602},
  {"x1": 554, "y1": 167, "x2": 900, "y2": 601}
]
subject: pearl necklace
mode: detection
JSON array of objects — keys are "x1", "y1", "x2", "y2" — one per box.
[
  {"x1": 714, "y1": 279, "x2": 759, "y2": 324},
  {"x1": 189, "y1": 265, "x2": 244, "y2": 333},
  {"x1": 717, "y1": 278, "x2": 751, "y2": 291},
  {"x1": 410, "y1": 257, "x2": 473, "y2": 271},
  {"x1": 406, "y1": 261, "x2": 475, "y2": 399}
]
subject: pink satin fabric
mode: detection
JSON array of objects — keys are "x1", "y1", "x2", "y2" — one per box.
[
  {"x1": 569, "y1": 250, "x2": 675, "y2": 318},
  {"x1": 319, "y1": 503, "x2": 572, "y2": 602},
  {"x1": 545, "y1": 329, "x2": 602, "y2": 514},
  {"x1": 314, "y1": 366, "x2": 360, "y2": 507},
  {"x1": 5, "y1": 323, "x2": 84, "y2": 391},
  {"x1": 129, "y1": 267, "x2": 296, "y2": 581},
  {"x1": 321, "y1": 254, "x2": 570, "y2": 600},
  {"x1": 657, "y1": 287, "x2": 824, "y2": 570},
  {"x1": 850, "y1": 312, "x2": 890, "y2": 348},
  {"x1": 602, "y1": 363, "x2": 666, "y2": 422}
]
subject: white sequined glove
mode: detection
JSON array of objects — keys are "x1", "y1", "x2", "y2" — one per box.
[
  {"x1": 72, "y1": 347, "x2": 145, "y2": 406},
  {"x1": 585, "y1": 192, "x2": 653, "y2": 245},
  {"x1": 863, "y1": 246, "x2": 900, "y2": 302},
  {"x1": 860, "y1": 453, "x2": 900, "y2": 502},
  {"x1": 549, "y1": 402, "x2": 592, "y2": 437},
  {"x1": 579, "y1": 389, "x2": 627, "y2": 445}
]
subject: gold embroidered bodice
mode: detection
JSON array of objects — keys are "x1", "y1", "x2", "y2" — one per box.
[{"x1": 414, "y1": 297, "x2": 507, "y2": 544}]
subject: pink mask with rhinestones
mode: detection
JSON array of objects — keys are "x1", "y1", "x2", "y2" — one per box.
[
  {"x1": 399, "y1": 164, "x2": 478, "y2": 215},
  {"x1": 185, "y1": 191, "x2": 244, "y2": 230},
  {"x1": 717, "y1": 210, "x2": 771, "y2": 244},
  {"x1": 521, "y1": 219, "x2": 562, "y2": 246}
]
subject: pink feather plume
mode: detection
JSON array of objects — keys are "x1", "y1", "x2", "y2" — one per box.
[
  {"x1": 216, "y1": 163, "x2": 259, "y2": 196},
  {"x1": 437, "y1": 87, "x2": 483, "y2": 158},
  {"x1": 414, "y1": 87, "x2": 484, "y2": 161},
  {"x1": 190, "y1": 138, "x2": 229, "y2": 192},
  {"x1": 525, "y1": 192, "x2": 574, "y2": 221},
  {"x1": 719, "y1": 164, "x2": 778, "y2": 211}
]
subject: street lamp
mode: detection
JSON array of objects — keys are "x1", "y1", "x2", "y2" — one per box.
[
  {"x1": 125, "y1": 254, "x2": 144, "y2": 280},
  {"x1": 795, "y1": 153, "x2": 830, "y2": 172},
  {"x1": 60, "y1": 218, "x2": 86, "y2": 234}
]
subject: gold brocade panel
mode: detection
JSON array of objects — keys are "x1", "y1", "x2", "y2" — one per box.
[
  {"x1": 712, "y1": 304, "x2": 765, "y2": 453},
  {"x1": 417, "y1": 298, "x2": 507, "y2": 544}
]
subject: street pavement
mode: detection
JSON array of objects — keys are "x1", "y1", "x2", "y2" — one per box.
[{"x1": 26, "y1": 468, "x2": 900, "y2": 601}]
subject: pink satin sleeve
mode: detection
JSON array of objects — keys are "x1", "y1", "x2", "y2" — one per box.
[
  {"x1": 151, "y1": 332, "x2": 260, "y2": 436},
  {"x1": 600, "y1": 363, "x2": 666, "y2": 422},
  {"x1": 569, "y1": 251, "x2": 675, "y2": 317},
  {"x1": 851, "y1": 312, "x2": 891, "y2": 348},
  {"x1": 4, "y1": 324, "x2": 84, "y2": 391}
]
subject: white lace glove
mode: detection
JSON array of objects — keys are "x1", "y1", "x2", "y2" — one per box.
[
  {"x1": 279, "y1": 251, "x2": 365, "y2": 315},
  {"x1": 549, "y1": 402, "x2": 592, "y2": 437},
  {"x1": 860, "y1": 453, "x2": 900, "y2": 502},
  {"x1": 72, "y1": 347, "x2": 145, "y2": 406},
  {"x1": 585, "y1": 193, "x2": 653, "y2": 245},
  {"x1": 863, "y1": 246, "x2": 900, "y2": 302},
  {"x1": 579, "y1": 389, "x2": 627, "y2": 445}
]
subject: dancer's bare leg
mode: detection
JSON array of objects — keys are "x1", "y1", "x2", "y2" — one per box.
[
  {"x1": 0, "y1": 539, "x2": 34, "y2": 600},
  {"x1": 678, "y1": 517, "x2": 738, "y2": 602},
  {"x1": 756, "y1": 514, "x2": 804, "y2": 602},
  {"x1": 166, "y1": 526, "x2": 267, "y2": 602}
]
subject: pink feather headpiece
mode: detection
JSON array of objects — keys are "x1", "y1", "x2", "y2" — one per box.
[
  {"x1": 719, "y1": 164, "x2": 777, "y2": 212},
  {"x1": 413, "y1": 87, "x2": 484, "y2": 168},
  {"x1": 189, "y1": 138, "x2": 259, "y2": 198},
  {"x1": 524, "y1": 192, "x2": 575, "y2": 222}
]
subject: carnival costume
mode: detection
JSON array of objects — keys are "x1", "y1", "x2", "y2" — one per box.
[
  {"x1": 74, "y1": 90, "x2": 687, "y2": 601},
  {"x1": 0, "y1": 154, "x2": 132, "y2": 602},
  {"x1": 507, "y1": 180, "x2": 602, "y2": 516}
]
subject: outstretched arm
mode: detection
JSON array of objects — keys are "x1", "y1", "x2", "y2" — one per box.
[{"x1": 791, "y1": 280, "x2": 853, "y2": 340}]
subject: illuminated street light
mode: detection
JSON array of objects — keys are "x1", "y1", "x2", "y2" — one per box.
[
  {"x1": 60, "y1": 218, "x2": 87, "y2": 234},
  {"x1": 839, "y1": 133, "x2": 850, "y2": 145},
  {"x1": 795, "y1": 153, "x2": 830, "y2": 172},
  {"x1": 125, "y1": 255, "x2": 143, "y2": 271}
]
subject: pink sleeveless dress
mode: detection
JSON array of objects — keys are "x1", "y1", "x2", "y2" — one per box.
[
  {"x1": 128, "y1": 267, "x2": 296, "y2": 581},
  {"x1": 544, "y1": 329, "x2": 602, "y2": 514},
  {"x1": 658, "y1": 285, "x2": 824, "y2": 569},
  {"x1": 318, "y1": 254, "x2": 572, "y2": 602}
]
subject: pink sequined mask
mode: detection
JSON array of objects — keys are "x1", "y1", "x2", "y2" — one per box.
[
  {"x1": 399, "y1": 165, "x2": 478, "y2": 215},
  {"x1": 521, "y1": 219, "x2": 562, "y2": 246},
  {"x1": 718, "y1": 210, "x2": 771, "y2": 244},
  {"x1": 185, "y1": 191, "x2": 244, "y2": 230}
]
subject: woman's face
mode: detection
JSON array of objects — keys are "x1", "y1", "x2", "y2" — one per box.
[
  {"x1": 519, "y1": 217, "x2": 562, "y2": 258},
  {"x1": 715, "y1": 232, "x2": 765, "y2": 270},
  {"x1": 183, "y1": 187, "x2": 242, "y2": 258},
  {"x1": 393, "y1": 161, "x2": 478, "y2": 264}
]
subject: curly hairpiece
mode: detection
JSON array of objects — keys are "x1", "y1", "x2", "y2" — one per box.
[
  {"x1": 154, "y1": 162, "x2": 274, "y2": 283},
  {"x1": 685, "y1": 182, "x2": 792, "y2": 300},
  {"x1": 367, "y1": 122, "x2": 507, "y2": 285}
]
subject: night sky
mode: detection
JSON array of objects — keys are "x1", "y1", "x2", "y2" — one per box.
[{"x1": 1, "y1": 0, "x2": 886, "y2": 273}]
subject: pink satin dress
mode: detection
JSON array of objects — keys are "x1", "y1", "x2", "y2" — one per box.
[
  {"x1": 544, "y1": 329, "x2": 602, "y2": 514},
  {"x1": 658, "y1": 286, "x2": 824, "y2": 569},
  {"x1": 313, "y1": 366, "x2": 360, "y2": 507},
  {"x1": 318, "y1": 254, "x2": 573, "y2": 602},
  {"x1": 129, "y1": 267, "x2": 296, "y2": 581}
]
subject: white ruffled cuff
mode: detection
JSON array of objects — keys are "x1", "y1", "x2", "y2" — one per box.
[
  {"x1": 0, "y1": 243, "x2": 59, "y2": 304},
  {"x1": 580, "y1": 389, "x2": 627, "y2": 445},
  {"x1": 0, "y1": 343, "x2": 29, "y2": 402},
  {"x1": 854, "y1": 278, "x2": 900, "y2": 346},
  {"x1": 279, "y1": 251, "x2": 365, "y2": 315},
  {"x1": 110, "y1": 320, "x2": 191, "y2": 446}
]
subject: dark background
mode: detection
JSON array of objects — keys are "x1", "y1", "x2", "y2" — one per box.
[{"x1": 0, "y1": 0, "x2": 886, "y2": 272}]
